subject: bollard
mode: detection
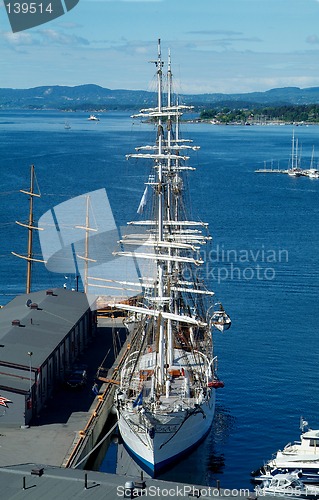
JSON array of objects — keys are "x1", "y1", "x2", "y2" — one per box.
[
  {"x1": 22, "y1": 476, "x2": 26, "y2": 490},
  {"x1": 84, "y1": 473, "x2": 88, "y2": 489},
  {"x1": 124, "y1": 481, "x2": 135, "y2": 499}
]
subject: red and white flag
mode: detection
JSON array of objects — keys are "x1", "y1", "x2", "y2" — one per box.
[{"x1": 0, "y1": 397, "x2": 12, "y2": 408}]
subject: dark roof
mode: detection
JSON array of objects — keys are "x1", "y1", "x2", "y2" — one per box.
[
  {"x1": 0, "y1": 464, "x2": 132, "y2": 500},
  {"x1": 0, "y1": 463, "x2": 221, "y2": 500},
  {"x1": 0, "y1": 288, "x2": 91, "y2": 371}
]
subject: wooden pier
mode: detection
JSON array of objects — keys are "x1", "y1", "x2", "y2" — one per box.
[
  {"x1": 255, "y1": 168, "x2": 289, "y2": 173},
  {"x1": 255, "y1": 168, "x2": 319, "y2": 178}
]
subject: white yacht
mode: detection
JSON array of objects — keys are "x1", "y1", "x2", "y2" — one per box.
[{"x1": 253, "y1": 420, "x2": 319, "y2": 484}]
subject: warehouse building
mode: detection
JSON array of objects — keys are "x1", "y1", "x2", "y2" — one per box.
[{"x1": 0, "y1": 288, "x2": 96, "y2": 427}]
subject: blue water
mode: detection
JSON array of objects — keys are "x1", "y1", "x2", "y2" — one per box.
[{"x1": 1, "y1": 111, "x2": 319, "y2": 489}]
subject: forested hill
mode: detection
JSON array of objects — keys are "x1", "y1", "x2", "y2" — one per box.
[{"x1": 2, "y1": 84, "x2": 319, "y2": 110}]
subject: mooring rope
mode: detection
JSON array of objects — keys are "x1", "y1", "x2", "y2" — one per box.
[{"x1": 73, "y1": 421, "x2": 118, "y2": 468}]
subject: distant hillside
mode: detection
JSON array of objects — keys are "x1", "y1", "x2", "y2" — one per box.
[
  {"x1": 0, "y1": 84, "x2": 153, "y2": 111},
  {"x1": 1, "y1": 84, "x2": 319, "y2": 110}
]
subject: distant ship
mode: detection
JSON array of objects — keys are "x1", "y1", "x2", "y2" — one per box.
[{"x1": 88, "y1": 114, "x2": 99, "y2": 121}]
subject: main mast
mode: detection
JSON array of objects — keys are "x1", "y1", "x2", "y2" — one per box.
[
  {"x1": 154, "y1": 38, "x2": 165, "y2": 387},
  {"x1": 166, "y1": 48, "x2": 174, "y2": 368}
]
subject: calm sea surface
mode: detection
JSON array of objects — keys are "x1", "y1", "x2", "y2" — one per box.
[{"x1": 0, "y1": 110, "x2": 319, "y2": 489}]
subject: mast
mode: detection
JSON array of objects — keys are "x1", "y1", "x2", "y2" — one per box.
[
  {"x1": 75, "y1": 195, "x2": 97, "y2": 294},
  {"x1": 310, "y1": 145, "x2": 315, "y2": 169},
  {"x1": 291, "y1": 130, "x2": 296, "y2": 170},
  {"x1": 156, "y1": 38, "x2": 164, "y2": 244},
  {"x1": 26, "y1": 165, "x2": 35, "y2": 294},
  {"x1": 155, "y1": 38, "x2": 165, "y2": 387},
  {"x1": 166, "y1": 47, "x2": 174, "y2": 368},
  {"x1": 12, "y1": 165, "x2": 44, "y2": 294}
]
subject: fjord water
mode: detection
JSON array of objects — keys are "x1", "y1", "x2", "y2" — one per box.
[{"x1": 0, "y1": 111, "x2": 319, "y2": 489}]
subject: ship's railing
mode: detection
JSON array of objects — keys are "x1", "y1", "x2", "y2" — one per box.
[
  {"x1": 122, "y1": 374, "x2": 141, "y2": 393},
  {"x1": 120, "y1": 350, "x2": 140, "y2": 386}
]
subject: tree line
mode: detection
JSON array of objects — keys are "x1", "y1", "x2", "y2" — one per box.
[{"x1": 200, "y1": 104, "x2": 319, "y2": 124}]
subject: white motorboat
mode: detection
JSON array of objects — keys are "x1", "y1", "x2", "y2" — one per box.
[
  {"x1": 288, "y1": 170, "x2": 303, "y2": 177},
  {"x1": 268, "y1": 426, "x2": 319, "y2": 472},
  {"x1": 255, "y1": 472, "x2": 319, "y2": 498},
  {"x1": 252, "y1": 419, "x2": 319, "y2": 484},
  {"x1": 113, "y1": 39, "x2": 231, "y2": 476},
  {"x1": 304, "y1": 146, "x2": 319, "y2": 178},
  {"x1": 307, "y1": 169, "x2": 319, "y2": 179}
]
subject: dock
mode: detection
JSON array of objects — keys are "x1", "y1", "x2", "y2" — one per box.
[
  {"x1": 0, "y1": 315, "x2": 257, "y2": 498},
  {"x1": 255, "y1": 168, "x2": 289, "y2": 173},
  {"x1": 0, "y1": 316, "x2": 128, "y2": 470},
  {"x1": 255, "y1": 168, "x2": 319, "y2": 178}
]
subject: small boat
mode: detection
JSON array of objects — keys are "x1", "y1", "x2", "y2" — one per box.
[
  {"x1": 88, "y1": 114, "x2": 99, "y2": 121},
  {"x1": 253, "y1": 468, "x2": 319, "y2": 486},
  {"x1": 255, "y1": 472, "x2": 319, "y2": 498},
  {"x1": 252, "y1": 419, "x2": 319, "y2": 484},
  {"x1": 211, "y1": 302, "x2": 231, "y2": 332},
  {"x1": 64, "y1": 121, "x2": 71, "y2": 130},
  {"x1": 288, "y1": 169, "x2": 303, "y2": 177},
  {"x1": 307, "y1": 169, "x2": 319, "y2": 179},
  {"x1": 304, "y1": 147, "x2": 319, "y2": 178}
]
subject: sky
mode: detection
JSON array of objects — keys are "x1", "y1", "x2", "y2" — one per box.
[{"x1": 2, "y1": 0, "x2": 319, "y2": 94}]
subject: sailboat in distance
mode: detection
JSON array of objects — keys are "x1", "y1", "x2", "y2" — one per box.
[{"x1": 113, "y1": 39, "x2": 231, "y2": 475}]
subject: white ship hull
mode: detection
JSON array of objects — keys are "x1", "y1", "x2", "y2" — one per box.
[
  {"x1": 117, "y1": 392, "x2": 215, "y2": 474},
  {"x1": 269, "y1": 455, "x2": 319, "y2": 470}
]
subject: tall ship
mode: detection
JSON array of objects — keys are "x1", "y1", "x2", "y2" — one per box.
[{"x1": 113, "y1": 39, "x2": 230, "y2": 475}]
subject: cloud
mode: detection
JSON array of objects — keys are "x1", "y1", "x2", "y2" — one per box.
[
  {"x1": 2, "y1": 31, "x2": 35, "y2": 45},
  {"x1": 186, "y1": 30, "x2": 262, "y2": 43},
  {"x1": 1, "y1": 28, "x2": 90, "y2": 49},
  {"x1": 38, "y1": 29, "x2": 90, "y2": 46},
  {"x1": 187, "y1": 30, "x2": 244, "y2": 36},
  {"x1": 306, "y1": 34, "x2": 319, "y2": 44}
]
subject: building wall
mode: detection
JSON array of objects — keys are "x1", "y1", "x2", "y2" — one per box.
[
  {"x1": 1, "y1": 313, "x2": 93, "y2": 426},
  {"x1": 0, "y1": 389, "x2": 26, "y2": 427},
  {"x1": 27, "y1": 309, "x2": 96, "y2": 425}
]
